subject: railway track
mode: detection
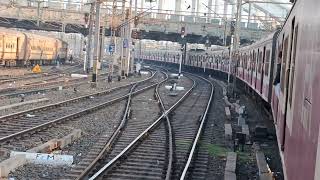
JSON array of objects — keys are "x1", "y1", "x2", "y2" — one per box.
[
  {"x1": 0, "y1": 63, "x2": 82, "y2": 84},
  {"x1": 79, "y1": 71, "x2": 213, "y2": 180},
  {"x1": 178, "y1": 74, "x2": 214, "y2": 180},
  {"x1": 0, "y1": 65, "x2": 84, "y2": 90},
  {"x1": 0, "y1": 70, "x2": 155, "y2": 145},
  {"x1": 153, "y1": 67, "x2": 215, "y2": 180},
  {"x1": 0, "y1": 72, "x2": 112, "y2": 99},
  {"x1": 90, "y1": 74, "x2": 195, "y2": 180},
  {"x1": 61, "y1": 70, "x2": 168, "y2": 179}
]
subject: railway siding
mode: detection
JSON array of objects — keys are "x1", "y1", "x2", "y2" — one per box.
[{"x1": 6, "y1": 72, "x2": 162, "y2": 179}]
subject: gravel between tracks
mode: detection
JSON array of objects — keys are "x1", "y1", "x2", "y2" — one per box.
[
  {"x1": 158, "y1": 76, "x2": 194, "y2": 109},
  {"x1": 8, "y1": 100, "x2": 126, "y2": 180},
  {"x1": 0, "y1": 74, "x2": 148, "y2": 116},
  {"x1": 187, "y1": 77, "x2": 227, "y2": 180},
  {"x1": 0, "y1": 64, "x2": 76, "y2": 77},
  {"x1": 6, "y1": 72, "x2": 156, "y2": 180}
]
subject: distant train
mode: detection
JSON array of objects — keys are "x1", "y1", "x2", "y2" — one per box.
[
  {"x1": 140, "y1": 0, "x2": 320, "y2": 179},
  {"x1": 0, "y1": 28, "x2": 68, "y2": 67}
]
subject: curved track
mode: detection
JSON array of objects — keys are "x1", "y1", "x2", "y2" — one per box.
[
  {"x1": 64, "y1": 70, "x2": 168, "y2": 179},
  {"x1": 85, "y1": 71, "x2": 213, "y2": 180},
  {"x1": 0, "y1": 70, "x2": 155, "y2": 144}
]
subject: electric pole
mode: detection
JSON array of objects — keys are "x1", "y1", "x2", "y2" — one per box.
[
  {"x1": 36, "y1": 0, "x2": 44, "y2": 27},
  {"x1": 86, "y1": 2, "x2": 95, "y2": 73},
  {"x1": 119, "y1": 0, "x2": 126, "y2": 80},
  {"x1": 98, "y1": 18, "x2": 105, "y2": 73},
  {"x1": 233, "y1": 0, "x2": 242, "y2": 94},
  {"x1": 128, "y1": 0, "x2": 133, "y2": 75},
  {"x1": 109, "y1": 0, "x2": 117, "y2": 82},
  {"x1": 228, "y1": 0, "x2": 242, "y2": 95},
  {"x1": 92, "y1": 0, "x2": 101, "y2": 84},
  {"x1": 179, "y1": 26, "x2": 186, "y2": 76}
]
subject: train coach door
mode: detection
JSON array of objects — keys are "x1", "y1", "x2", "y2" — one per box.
[
  {"x1": 250, "y1": 51, "x2": 254, "y2": 86},
  {"x1": 0, "y1": 35, "x2": 3, "y2": 64},
  {"x1": 16, "y1": 37, "x2": 20, "y2": 60},
  {"x1": 283, "y1": 18, "x2": 298, "y2": 150},
  {"x1": 261, "y1": 46, "x2": 266, "y2": 94},
  {"x1": 255, "y1": 49, "x2": 259, "y2": 89}
]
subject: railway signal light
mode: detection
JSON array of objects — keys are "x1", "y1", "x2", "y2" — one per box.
[
  {"x1": 230, "y1": 21, "x2": 235, "y2": 35},
  {"x1": 134, "y1": 16, "x2": 139, "y2": 26},
  {"x1": 84, "y1": 13, "x2": 89, "y2": 25},
  {"x1": 181, "y1": 27, "x2": 186, "y2": 37}
]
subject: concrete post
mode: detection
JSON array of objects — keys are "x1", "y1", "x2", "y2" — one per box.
[
  {"x1": 37, "y1": 0, "x2": 41, "y2": 26},
  {"x1": 175, "y1": 0, "x2": 181, "y2": 13},
  {"x1": 92, "y1": 1, "x2": 101, "y2": 83},
  {"x1": 128, "y1": 0, "x2": 133, "y2": 75},
  {"x1": 140, "y1": 0, "x2": 144, "y2": 10},
  {"x1": 108, "y1": 0, "x2": 117, "y2": 81},
  {"x1": 232, "y1": 0, "x2": 236, "y2": 19},
  {"x1": 230, "y1": 0, "x2": 242, "y2": 95},
  {"x1": 223, "y1": 0, "x2": 228, "y2": 19},
  {"x1": 158, "y1": 0, "x2": 163, "y2": 13},
  {"x1": 196, "y1": 0, "x2": 200, "y2": 16},
  {"x1": 98, "y1": 23, "x2": 105, "y2": 70},
  {"x1": 86, "y1": 2, "x2": 95, "y2": 73},
  {"x1": 135, "y1": 0, "x2": 138, "y2": 14},
  {"x1": 248, "y1": 3, "x2": 251, "y2": 26},
  {"x1": 214, "y1": 0, "x2": 219, "y2": 18},
  {"x1": 207, "y1": 0, "x2": 213, "y2": 20},
  {"x1": 119, "y1": 0, "x2": 126, "y2": 78},
  {"x1": 192, "y1": 0, "x2": 196, "y2": 15}
]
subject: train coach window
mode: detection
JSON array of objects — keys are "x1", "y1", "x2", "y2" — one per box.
[
  {"x1": 289, "y1": 25, "x2": 299, "y2": 107},
  {"x1": 281, "y1": 37, "x2": 289, "y2": 94},
  {"x1": 273, "y1": 51, "x2": 282, "y2": 86},
  {"x1": 265, "y1": 50, "x2": 271, "y2": 76},
  {"x1": 258, "y1": 51, "x2": 263, "y2": 73}
]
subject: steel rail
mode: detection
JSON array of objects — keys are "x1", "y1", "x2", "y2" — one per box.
[
  {"x1": 0, "y1": 70, "x2": 154, "y2": 122},
  {"x1": 0, "y1": 74, "x2": 160, "y2": 144},
  {"x1": 154, "y1": 72, "x2": 173, "y2": 180},
  {"x1": 75, "y1": 70, "x2": 168, "y2": 180},
  {"x1": 0, "y1": 63, "x2": 82, "y2": 85},
  {"x1": 0, "y1": 72, "x2": 110, "y2": 98},
  {"x1": 89, "y1": 73, "x2": 196, "y2": 180},
  {"x1": 180, "y1": 73, "x2": 214, "y2": 180}
]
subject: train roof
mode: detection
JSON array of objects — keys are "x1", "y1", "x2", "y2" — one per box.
[
  {"x1": 240, "y1": 32, "x2": 277, "y2": 51},
  {"x1": 0, "y1": 28, "x2": 26, "y2": 36},
  {"x1": 25, "y1": 32, "x2": 57, "y2": 41},
  {"x1": 0, "y1": 27, "x2": 63, "y2": 43}
]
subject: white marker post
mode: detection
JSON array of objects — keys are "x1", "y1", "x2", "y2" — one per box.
[
  {"x1": 179, "y1": 50, "x2": 183, "y2": 76},
  {"x1": 10, "y1": 151, "x2": 73, "y2": 166}
]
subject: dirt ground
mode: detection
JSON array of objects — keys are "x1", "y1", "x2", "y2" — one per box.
[{"x1": 232, "y1": 88, "x2": 284, "y2": 180}]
